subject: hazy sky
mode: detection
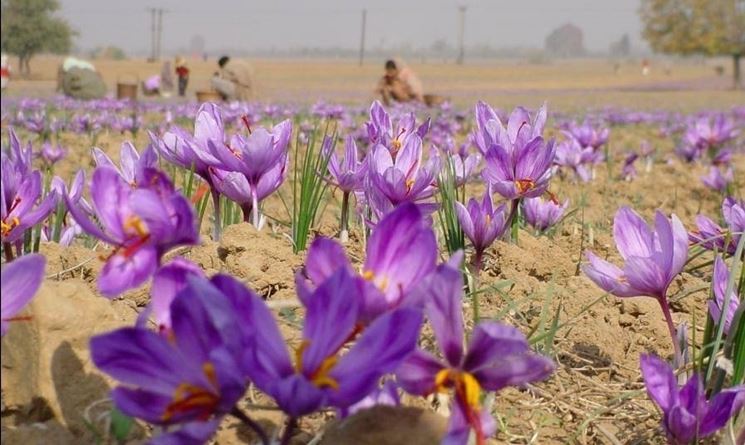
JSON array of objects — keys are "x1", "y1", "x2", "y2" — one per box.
[{"x1": 60, "y1": 0, "x2": 644, "y2": 54}]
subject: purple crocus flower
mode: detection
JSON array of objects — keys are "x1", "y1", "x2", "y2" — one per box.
[
  {"x1": 690, "y1": 197, "x2": 744, "y2": 255},
  {"x1": 455, "y1": 188, "x2": 508, "y2": 270},
  {"x1": 237, "y1": 268, "x2": 423, "y2": 417},
  {"x1": 1, "y1": 170, "x2": 58, "y2": 244},
  {"x1": 582, "y1": 207, "x2": 688, "y2": 361},
  {"x1": 640, "y1": 354, "x2": 745, "y2": 445},
  {"x1": 523, "y1": 196, "x2": 569, "y2": 232},
  {"x1": 39, "y1": 142, "x2": 67, "y2": 166},
  {"x1": 142, "y1": 258, "x2": 206, "y2": 332},
  {"x1": 621, "y1": 151, "x2": 639, "y2": 181},
  {"x1": 365, "y1": 100, "x2": 430, "y2": 156},
  {"x1": 710, "y1": 256, "x2": 741, "y2": 334},
  {"x1": 553, "y1": 138, "x2": 593, "y2": 183},
  {"x1": 339, "y1": 380, "x2": 400, "y2": 418},
  {"x1": 327, "y1": 135, "x2": 368, "y2": 193},
  {"x1": 92, "y1": 141, "x2": 158, "y2": 186},
  {"x1": 565, "y1": 121, "x2": 609, "y2": 151},
  {"x1": 300, "y1": 202, "x2": 437, "y2": 321},
  {"x1": 1, "y1": 253, "x2": 45, "y2": 335},
  {"x1": 479, "y1": 103, "x2": 555, "y2": 200},
  {"x1": 396, "y1": 260, "x2": 554, "y2": 445},
  {"x1": 66, "y1": 166, "x2": 199, "y2": 297},
  {"x1": 700, "y1": 166, "x2": 733, "y2": 193},
  {"x1": 368, "y1": 135, "x2": 437, "y2": 213},
  {"x1": 90, "y1": 276, "x2": 250, "y2": 445},
  {"x1": 438, "y1": 150, "x2": 480, "y2": 187}
]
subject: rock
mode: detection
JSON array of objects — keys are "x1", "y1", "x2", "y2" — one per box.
[
  {"x1": 320, "y1": 406, "x2": 448, "y2": 445},
  {"x1": 1, "y1": 279, "x2": 137, "y2": 437}
]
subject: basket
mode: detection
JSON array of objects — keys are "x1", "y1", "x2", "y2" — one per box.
[
  {"x1": 116, "y1": 74, "x2": 138, "y2": 100},
  {"x1": 196, "y1": 90, "x2": 223, "y2": 103}
]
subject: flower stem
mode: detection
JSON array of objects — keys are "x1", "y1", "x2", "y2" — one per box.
[
  {"x1": 470, "y1": 253, "x2": 482, "y2": 326},
  {"x1": 229, "y1": 407, "x2": 270, "y2": 445},
  {"x1": 211, "y1": 190, "x2": 222, "y2": 241},
  {"x1": 340, "y1": 191, "x2": 350, "y2": 242},
  {"x1": 251, "y1": 189, "x2": 260, "y2": 228},
  {"x1": 3, "y1": 242, "x2": 14, "y2": 262},
  {"x1": 279, "y1": 417, "x2": 297, "y2": 445},
  {"x1": 507, "y1": 198, "x2": 521, "y2": 243},
  {"x1": 658, "y1": 298, "x2": 682, "y2": 367}
]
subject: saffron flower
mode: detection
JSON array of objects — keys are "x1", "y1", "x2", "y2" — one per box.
[
  {"x1": 1, "y1": 169, "x2": 58, "y2": 245},
  {"x1": 554, "y1": 138, "x2": 593, "y2": 183},
  {"x1": 479, "y1": 103, "x2": 555, "y2": 200},
  {"x1": 582, "y1": 207, "x2": 687, "y2": 361},
  {"x1": 455, "y1": 188, "x2": 508, "y2": 270},
  {"x1": 700, "y1": 166, "x2": 733, "y2": 193},
  {"x1": 66, "y1": 166, "x2": 199, "y2": 297},
  {"x1": 709, "y1": 256, "x2": 740, "y2": 334},
  {"x1": 523, "y1": 196, "x2": 569, "y2": 233},
  {"x1": 396, "y1": 261, "x2": 554, "y2": 445},
  {"x1": 300, "y1": 202, "x2": 437, "y2": 321},
  {"x1": 91, "y1": 276, "x2": 251, "y2": 445},
  {"x1": 640, "y1": 354, "x2": 745, "y2": 445},
  {"x1": 368, "y1": 134, "x2": 437, "y2": 213},
  {"x1": 238, "y1": 268, "x2": 423, "y2": 417},
  {"x1": 365, "y1": 100, "x2": 430, "y2": 156},
  {"x1": 690, "y1": 197, "x2": 744, "y2": 255},
  {"x1": 141, "y1": 258, "x2": 205, "y2": 332},
  {"x1": 39, "y1": 142, "x2": 67, "y2": 166},
  {"x1": 565, "y1": 121, "x2": 609, "y2": 151},
  {"x1": 92, "y1": 141, "x2": 158, "y2": 186},
  {"x1": 1, "y1": 253, "x2": 45, "y2": 335},
  {"x1": 326, "y1": 135, "x2": 368, "y2": 193}
]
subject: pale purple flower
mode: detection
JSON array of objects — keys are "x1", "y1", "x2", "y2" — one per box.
[
  {"x1": 700, "y1": 166, "x2": 733, "y2": 193},
  {"x1": 327, "y1": 135, "x2": 368, "y2": 193},
  {"x1": 690, "y1": 197, "x2": 744, "y2": 255},
  {"x1": 710, "y1": 256, "x2": 741, "y2": 334},
  {"x1": 455, "y1": 188, "x2": 508, "y2": 267},
  {"x1": 523, "y1": 196, "x2": 569, "y2": 232},
  {"x1": 1, "y1": 254, "x2": 45, "y2": 335},
  {"x1": 92, "y1": 141, "x2": 158, "y2": 186}
]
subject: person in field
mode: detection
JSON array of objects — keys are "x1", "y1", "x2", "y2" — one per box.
[
  {"x1": 175, "y1": 56, "x2": 189, "y2": 97},
  {"x1": 376, "y1": 59, "x2": 424, "y2": 105},
  {"x1": 211, "y1": 55, "x2": 254, "y2": 101},
  {"x1": 1, "y1": 54, "x2": 10, "y2": 90}
]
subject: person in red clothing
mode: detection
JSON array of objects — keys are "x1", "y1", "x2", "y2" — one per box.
[
  {"x1": 1, "y1": 54, "x2": 10, "y2": 90},
  {"x1": 175, "y1": 56, "x2": 189, "y2": 97}
]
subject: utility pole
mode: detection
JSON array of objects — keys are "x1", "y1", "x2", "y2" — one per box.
[
  {"x1": 359, "y1": 9, "x2": 367, "y2": 66},
  {"x1": 457, "y1": 5, "x2": 467, "y2": 65},
  {"x1": 156, "y1": 8, "x2": 164, "y2": 60},
  {"x1": 147, "y1": 7, "x2": 157, "y2": 61}
]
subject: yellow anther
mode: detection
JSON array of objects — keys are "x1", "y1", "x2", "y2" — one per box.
[
  {"x1": 1, "y1": 217, "x2": 21, "y2": 236},
  {"x1": 123, "y1": 215, "x2": 149, "y2": 238},
  {"x1": 293, "y1": 339, "x2": 340, "y2": 390},
  {"x1": 435, "y1": 368, "x2": 482, "y2": 410}
]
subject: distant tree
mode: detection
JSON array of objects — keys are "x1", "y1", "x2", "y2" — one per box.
[
  {"x1": 640, "y1": 0, "x2": 745, "y2": 88},
  {"x1": 609, "y1": 34, "x2": 631, "y2": 57},
  {"x1": 544, "y1": 23, "x2": 585, "y2": 58},
  {"x1": 0, "y1": 0, "x2": 75, "y2": 76}
]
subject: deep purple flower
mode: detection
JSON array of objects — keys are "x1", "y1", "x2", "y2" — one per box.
[
  {"x1": 239, "y1": 268, "x2": 423, "y2": 417},
  {"x1": 621, "y1": 151, "x2": 639, "y2": 181},
  {"x1": 142, "y1": 258, "x2": 206, "y2": 332},
  {"x1": 326, "y1": 135, "x2": 368, "y2": 193},
  {"x1": 455, "y1": 188, "x2": 508, "y2": 267},
  {"x1": 396, "y1": 260, "x2": 554, "y2": 445},
  {"x1": 478, "y1": 103, "x2": 555, "y2": 200},
  {"x1": 91, "y1": 276, "x2": 249, "y2": 444},
  {"x1": 66, "y1": 166, "x2": 199, "y2": 297},
  {"x1": 1, "y1": 253, "x2": 45, "y2": 335},
  {"x1": 92, "y1": 141, "x2": 158, "y2": 186},
  {"x1": 300, "y1": 202, "x2": 438, "y2": 321},
  {"x1": 690, "y1": 197, "x2": 744, "y2": 255},
  {"x1": 710, "y1": 256, "x2": 741, "y2": 334},
  {"x1": 640, "y1": 354, "x2": 745, "y2": 445},
  {"x1": 1, "y1": 170, "x2": 58, "y2": 244},
  {"x1": 523, "y1": 196, "x2": 569, "y2": 232},
  {"x1": 700, "y1": 166, "x2": 733, "y2": 193}
]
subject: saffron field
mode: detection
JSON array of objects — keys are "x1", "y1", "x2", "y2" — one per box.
[{"x1": 1, "y1": 58, "x2": 744, "y2": 445}]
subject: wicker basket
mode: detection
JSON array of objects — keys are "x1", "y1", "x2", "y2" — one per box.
[
  {"x1": 196, "y1": 90, "x2": 222, "y2": 103},
  {"x1": 116, "y1": 82, "x2": 138, "y2": 100}
]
